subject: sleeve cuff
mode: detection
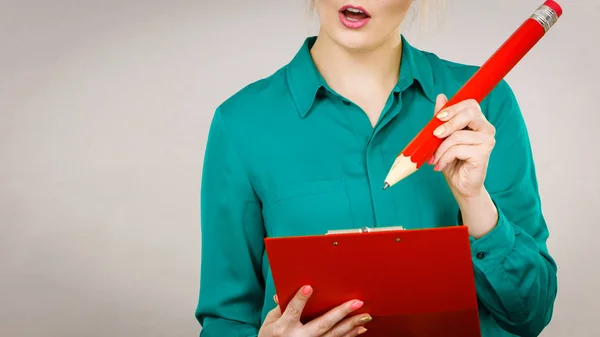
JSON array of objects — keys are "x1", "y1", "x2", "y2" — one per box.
[
  {"x1": 459, "y1": 202, "x2": 516, "y2": 271},
  {"x1": 199, "y1": 317, "x2": 259, "y2": 337}
]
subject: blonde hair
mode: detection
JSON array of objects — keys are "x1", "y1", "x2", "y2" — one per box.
[{"x1": 416, "y1": 0, "x2": 445, "y2": 22}]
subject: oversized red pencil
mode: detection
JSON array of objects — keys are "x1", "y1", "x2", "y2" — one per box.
[{"x1": 383, "y1": 0, "x2": 563, "y2": 189}]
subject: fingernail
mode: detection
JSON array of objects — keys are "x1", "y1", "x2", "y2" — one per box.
[
  {"x1": 273, "y1": 295, "x2": 278, "y2": 304},
  {"x1": 428, "y1": 156, "x2": 434, "y2": 165},
  {"x1": 434, "y1": 164, "x2": 440, "y2": 171},
  {"x1": 358, "y1": 327, "x2": 368, "y2": 335},
  {"x1": 350, "y1": 300, "x2": 364, "y2": 310},
  {"x1": 433, "y1": 126, "x2": 445, "y2": 137},
  {"x1": 359, "y1": 315, "x2": 372, "y2": 324},
  {"x1": 437, "y1": 111, "x2": 448, "y2": 120},
  {"x1": 302, "y1": 286, "x2": 312, "y2": 296}
]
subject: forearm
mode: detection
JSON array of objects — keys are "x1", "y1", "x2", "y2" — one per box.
[{"x1": 458, "y1": 193, "x2": 557, "y2": 336}]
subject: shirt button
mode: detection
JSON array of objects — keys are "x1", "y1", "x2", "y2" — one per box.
[
  {"x1": 342, "y1": 100, "x2": 351, "y2": 106},
  {"x1": 476, "y1": 252, "x2": 486, "y2": 259}
]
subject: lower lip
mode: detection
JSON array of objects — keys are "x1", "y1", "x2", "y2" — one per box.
[{"x1": 339, "y1": 12, "x2": 370, "y2": 29}]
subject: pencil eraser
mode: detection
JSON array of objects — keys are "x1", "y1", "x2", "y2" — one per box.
[{"x1": 543, "y1": 0, "x2": 563, "y2": 17}]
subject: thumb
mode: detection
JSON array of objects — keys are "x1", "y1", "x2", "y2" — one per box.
[
  {"x1": 434, "y1": 93, "x2": 448, "y2": 115},
  {"x1": 263, "y1": 305, "x2": 283, "y2": 326},
  {"x1": 262, "y1": 295, "x2": 282, "y2": 326}
]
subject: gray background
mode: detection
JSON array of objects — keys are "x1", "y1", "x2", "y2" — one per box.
[{"x1": 1, "y1": 0, "x2": 598, "y2": 336}]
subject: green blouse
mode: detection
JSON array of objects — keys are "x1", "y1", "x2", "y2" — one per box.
[{"x1": 196, "y1": 36, "x2": 557, "y2": 337}]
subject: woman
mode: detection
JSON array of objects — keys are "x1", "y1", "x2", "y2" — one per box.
[{"x1": 196, "y1": 0, "x2": 558, "y2": 336}]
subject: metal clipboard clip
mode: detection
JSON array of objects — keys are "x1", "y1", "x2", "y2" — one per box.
[{"x1": 325, "y1": 226, "x2": 405, "y2": 235}]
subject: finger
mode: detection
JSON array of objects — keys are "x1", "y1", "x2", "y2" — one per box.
[
  {"x1": 342, "y1": 326, "x2": 369, "y2": 337},
  {"x1": 427, "y1": 94, "x2": 449, "y2": 165},
  {"x1": 434, "y1": 99, "x2": 493, "y2": 137},
  {"x1": 433, "y1": 93, "x2": 449, "y2": 114},
  {"x1": 435, "y1": 144, "x2": 483, "y2": 172},
  {"x1": 348, "y1": 326, "x2": 369, "y2": 337},
  {"x1": 434, "y1": 98, "x2": 477, "y2": 122},
  {"x1": 263, "y1": 305, "x2": 283, "y2": 326},
  {"x1": 323, "y1": 313, "x2": 372, "y2": 337},
  {"x1": 304, "y1": 299, "x2": 364, "y2": 335},
  {"x1": 280, "y1": 285, "x2": 312, "y2": 324},
  {"x1": 432, "y1": 130, "x2": 491, "y2": 165}
]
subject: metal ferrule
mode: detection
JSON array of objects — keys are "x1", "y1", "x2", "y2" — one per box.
[{"x1": 531, "y1": 4, "x2": 559, "y2": 33}]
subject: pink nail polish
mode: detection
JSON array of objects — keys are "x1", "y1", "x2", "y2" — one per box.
[
  {"x1": 351, "y1": 300, "x2": 364, "y2": 310},
  {"x1": 428, "y1": 156, "x2": 434, "y2": 165},
  {"x1": 302, "y1": 286, "x2": 313, "y2": 296},
  {"x1": 434, "y1": 164, "x2": 440, "y2": 171}
]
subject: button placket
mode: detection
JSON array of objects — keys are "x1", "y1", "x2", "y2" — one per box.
[
  {"x1": 364, "y1": 93, "x2": 404, "y2": 227},
  {"x1": 364, "y1": 138, "x2": 379, "y2": 227},
  {"x1": 333, "y1": 95, "x2": 379, "y2": 227},
  {"x1": 368, "y1": 138, "x2": 399, "y2": 227}
]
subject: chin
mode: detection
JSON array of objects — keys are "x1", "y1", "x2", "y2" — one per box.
[
  {"x1": 328, "y1": 30, "x2": 389, "y2": 52},
  {"x1": 333, "y1": 33, "x2": 394, "y2": 51}
]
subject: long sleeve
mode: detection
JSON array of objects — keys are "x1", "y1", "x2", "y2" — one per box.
[
  {"x1": 195, "y1": 107, "x2": 266, "y2": 337},
  {"x1": 464, "y1": 80, "x2": 558, "y2": 337}
]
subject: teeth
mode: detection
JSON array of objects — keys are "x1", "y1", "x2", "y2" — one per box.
[{"x1": 346, "y1": 8, "x2": 364, "y2": 14}]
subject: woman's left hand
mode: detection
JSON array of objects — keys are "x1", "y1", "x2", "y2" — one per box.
[
  {"x1": 429, "y1": 94, "x2": 496, "y2": 200},
  {"x1": 429, "y1": 94, "x2": 500, "y2": 239}
]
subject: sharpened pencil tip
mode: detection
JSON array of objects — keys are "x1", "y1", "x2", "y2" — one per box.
[{"x1": 383, "y1": 183, "x2": 390, "y2": 190}]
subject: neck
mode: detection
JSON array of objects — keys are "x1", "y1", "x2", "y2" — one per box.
[{"x1": 309, "y1": 30, "x2": 403, "y2": 97}]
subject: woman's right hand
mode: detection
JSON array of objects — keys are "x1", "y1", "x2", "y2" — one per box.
[{"x1": 258, "y1": 285, "x2": 371, "y2": 337}]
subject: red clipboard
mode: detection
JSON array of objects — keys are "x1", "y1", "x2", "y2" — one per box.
[{"x1": 264, "y1": 226, "x2": 481, "y2": 337}]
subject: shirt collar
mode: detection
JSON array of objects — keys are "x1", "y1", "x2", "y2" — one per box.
[{"x1": 286, "y1": 35, "x2": 436, "y2": 118}]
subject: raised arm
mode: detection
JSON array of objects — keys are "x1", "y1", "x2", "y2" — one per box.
[{"x1": 466, "y1": 81, "x2": 558, "y2": 336}]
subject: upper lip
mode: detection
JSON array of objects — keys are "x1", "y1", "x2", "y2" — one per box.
[{"x1": 339, "y1": 5, "x2": 371, "y2": 17}]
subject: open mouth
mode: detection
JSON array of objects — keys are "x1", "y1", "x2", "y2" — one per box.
[{"x1": 340, "y1": 5, "x2": 371, "y2": 22}]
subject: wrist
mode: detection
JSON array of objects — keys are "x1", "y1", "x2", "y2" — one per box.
[{"x1": 456, "y1": 188, "x2": 499, "y2": 239}]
